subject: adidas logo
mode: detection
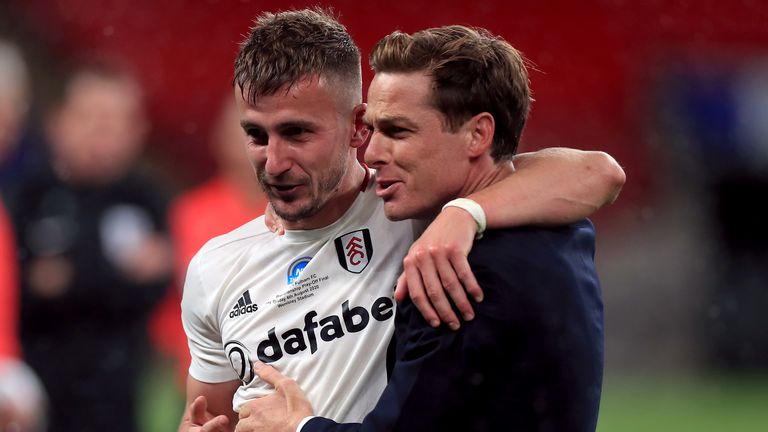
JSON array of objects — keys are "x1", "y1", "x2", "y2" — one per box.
[{"x1": 230, "y1": 290, "x2": 259, "y2": 318}]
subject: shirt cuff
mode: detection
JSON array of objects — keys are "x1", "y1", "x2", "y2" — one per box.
[{"x1": 296, "y1": 416, "x2": 316, "y2": 432}]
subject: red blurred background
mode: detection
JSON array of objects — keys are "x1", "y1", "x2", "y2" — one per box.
[
  {"x1": 8, "y1": 0, "x2": 766, "y2": 228},
  {"x1": 4, "y1": 2, "x2": 768, "y2": 429}
]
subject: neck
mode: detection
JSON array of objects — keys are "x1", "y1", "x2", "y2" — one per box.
[{"x1": 456, "y1": 157, "x2": 514, "y2": 199}]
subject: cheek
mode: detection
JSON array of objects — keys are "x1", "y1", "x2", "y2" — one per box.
[
  {"x1": 246, "y1": 146, "x2": 265, "y2": 165},
  {"x1": 405, "y1": 146, "x2": 461, "y2": 195},
  {"x1": 401, "y1": 151, "x2": 440, "y2": 182}
]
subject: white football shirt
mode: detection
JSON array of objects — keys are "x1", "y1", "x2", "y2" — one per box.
[{"x1": 182, "y1": 170, "x2": 422, "y2": 422}]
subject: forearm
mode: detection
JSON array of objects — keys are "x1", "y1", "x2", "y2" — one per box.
[{"x1": 468, "y1": 148, "x2": 625, "y2": 227}]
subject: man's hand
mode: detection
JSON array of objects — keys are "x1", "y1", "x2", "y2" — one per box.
[
  {"x1": 235, "y1": 362, "x2": 313, "y2": 432},
  {"x1": 264, "y1": 203, "x2": 285, "y2": 235},
  {"x1": 180, "y1": 396, "x2": 231, "y2": 432},
  {"x1": 396, "y1": 207, "x2": 482, "y2": 331}
]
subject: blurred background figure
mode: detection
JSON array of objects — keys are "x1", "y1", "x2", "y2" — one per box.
[
  {"x1": 657, "y1": 59, "x2": 768, "y2": 369},
  {"x1": 4, "y1": 59, "x2": 173, "y2": 432},
  {"x1": 0, "y1": 200, "x2": 46, "y2": 432},
  {"x1": 0, "y1": 358, "x2": 47, "y2": 432},
  {"x1": 149, "y1": 95, "x2": 267, "y2": 389},
  {"x1": 0, "y1": 39, "x2": 44, "y2": 191}
]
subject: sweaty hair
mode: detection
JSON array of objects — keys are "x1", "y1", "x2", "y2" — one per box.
[
  {"x1": 370, "y1": 25, "x2": 532, "y2": 161},
  {"x1": 234, "y1": 7, "x2": 362, "y2": 105}
]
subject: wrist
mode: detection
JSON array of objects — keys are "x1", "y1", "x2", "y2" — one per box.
[
  {"x1": 296, "y1": 416, "x2": 316, "y2": 432},
  {"x1": 442, "y1": 198, "x2": 486, "y2": 239}
]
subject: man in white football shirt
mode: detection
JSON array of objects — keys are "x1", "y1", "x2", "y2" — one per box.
[{"x1": 179, "y1": 8, "x2": 624, "y2": 432}]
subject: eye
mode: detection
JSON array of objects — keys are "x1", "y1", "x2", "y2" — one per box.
[
  {"x1": 383, "y1": 125, "x2": 411, "y2": 138},
  {"x1": 281, "y1": 125, "x2": 312, "y2": 141},
  {"x1": 244, "y1": 127, "x2": 268, "y2": 146}
]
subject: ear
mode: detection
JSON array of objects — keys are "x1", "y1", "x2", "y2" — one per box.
[
  {"x1": 350, "y1": 103, "x2": 370, "y2": 149},
  {"x1": 466, "y1": 112, "x2": 494, "y2": 158}
]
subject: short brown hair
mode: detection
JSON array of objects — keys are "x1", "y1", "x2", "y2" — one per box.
[
  {"x1": 370, "y1": 25, "x2": 531, "y2": 161},
  {"x1": 234, "y1": 7, "x2": 362, "y2": 104}
]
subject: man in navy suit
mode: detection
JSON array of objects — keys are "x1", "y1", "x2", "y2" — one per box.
[{"x1": 236, "y1": 24, "x2": 606, "y2": 432}]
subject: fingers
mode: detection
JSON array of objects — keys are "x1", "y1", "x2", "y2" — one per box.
[
  {"x1": 200, "y1": 415, "x2": 230, "y2": 432},
  {"x1": 252, "y1": 361, "x2": 300, "y2": 398},
  {"x1": 402, "y1": 253, "x2": 440, "y2": 328},
  {"x1": 251, "y1": 361, "x2": 313, "y2": 422},
  {"x1": 419, "y1": 249, "x2": 464, "y2": 329},
  {"x1": 449, "y1": 248, "x2": 483, "y2": 303},
  {"x1": 252, "y1": 361, "x2": 281, "y2": 387},
  {"x1": 402, "y1": 243, "x2": 484, "y2": 330},
  {"x1": 187, "y1": 396, "x2": 230, "y2": 431},
  {"x1": 190, "y1": 396, "x2": 211, "y2": 425},
  {"x1": 264, "y1": 203, "x2": 276, "y2": 232},
  {"x1": 264, "y1": 203, "x2": 285, "y2": 236},
  {"x1": 238, "y1": 403, "x2": 251, "y2": 420},
  {"x1": 412, "y1": 246, "x2": 461, "y2": 330},
  {"x1": 394, "y1": 272, "x2": 407, "y2": 302},
  {"x1": 433, "y1": 248, "x2": 475, "y2": 322}
]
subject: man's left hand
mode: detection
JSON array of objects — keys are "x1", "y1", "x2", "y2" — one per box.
[
  {"x1": 235, "y1": 362, "x2": 313, "y2": 432},
  {"x1": 396, "y1": 206, "x2": 482, "y2": 331}
]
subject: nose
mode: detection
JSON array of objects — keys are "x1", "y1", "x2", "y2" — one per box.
[
  {"x1": 263, "y1": 138, "x2": 292, "y2": 177},
  {"x1": 363, "y1": 131, "x2": 390, "y2": 169}
]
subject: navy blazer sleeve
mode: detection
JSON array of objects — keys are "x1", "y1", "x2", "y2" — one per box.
[{"x1": 304, "y1": 220, "x2": 603, "y2": 432}]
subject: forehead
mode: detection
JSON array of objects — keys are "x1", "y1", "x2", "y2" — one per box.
[
  {"x1": 365, "y1": 71, "x2": 437, "y2": 122},
  {"x1": 70, "y1": 73, "x2": 138, "y2": 95},
  {"x1": 236, "y1": 76, "x2": 345, "y2": 124},
  {"x1": 63, "y1": 76, "x2": 142, "y2": 113}
]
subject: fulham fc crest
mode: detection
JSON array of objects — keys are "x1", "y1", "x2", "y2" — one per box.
[{"x1": 335, "y1": 229, "x2": 373, "y2": 273}]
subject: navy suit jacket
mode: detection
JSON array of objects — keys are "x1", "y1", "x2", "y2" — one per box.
[{"x1": 304, "y1": 220, "x2": 604, "y2": 432}]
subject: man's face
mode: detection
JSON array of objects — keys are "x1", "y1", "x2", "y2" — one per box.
[
  {"x1": 236, "y1": 77, "x2": 357, "y2": 228},
  {"x1": 50, "y1": 75, "x2": 147, "y2": 183},
  {"x1": 364, "y1": 71, "x2": 471, "y2": 220}
]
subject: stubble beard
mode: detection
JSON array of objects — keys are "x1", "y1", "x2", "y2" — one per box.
[{"x1": 258, "y1": 149, "x2": 349, "y2": 223}]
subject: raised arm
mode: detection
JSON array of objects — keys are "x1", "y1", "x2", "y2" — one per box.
[
  {"x1": 477, "y1": 147, "x2": 625, "y2": 227},
  {"x1": 398, "y1": 148, "x2": 624, "y2": 329}
]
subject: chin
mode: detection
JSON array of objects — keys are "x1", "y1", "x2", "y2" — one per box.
[
  {"x1": 383, "y1": 202, "x2": 424, "y2": 222},
  {"x1": 382, "y1": 203, "x2": 406, "y2": 221}
]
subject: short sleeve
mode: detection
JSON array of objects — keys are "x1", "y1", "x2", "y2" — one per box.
[{"x1": 181, "y1": 252, "x2": 239, "y2": 383}]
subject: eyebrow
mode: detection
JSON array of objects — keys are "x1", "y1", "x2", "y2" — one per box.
[
  {"x1": 239, "y1": 119, "x2": 317, "y2": 131},
  {"x1": 276, "y1": 120, "x2": 316, "y2": 131},
  {"x1": 240, "y1": 120, "x2": 258, "y2": 130},
  {"x1": 363, "y1": 114, "x2": 419, "y2": 131}
]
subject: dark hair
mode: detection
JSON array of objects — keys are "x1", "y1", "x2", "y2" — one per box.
[
  {"x1": 234, "y1": 7, "x2": 362, "y2": 104},
  {"x1": 370, "y1": 25, "x2": 532, "y2": 161}
]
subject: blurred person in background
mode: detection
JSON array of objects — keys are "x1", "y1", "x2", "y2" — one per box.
[
  {"x1": 0, "y1": 39, "x2": 45, "y2": 191},
  {"x1": 4, "y1": 59, "x2": 173, "y2": 432},
  {"x1": 150, "y1": 95, "x2": 268, "y2": 388},
  {"x1": 0, "y1": 200, "x2": 46, "y2": 432}
]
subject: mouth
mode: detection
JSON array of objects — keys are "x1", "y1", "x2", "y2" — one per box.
[
  {"x1": 375, "y1": 179, "x2": 401, "y2": 199},
  {"x1": 265, "y1": 183, "x2": 305, "y2": 197}
]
